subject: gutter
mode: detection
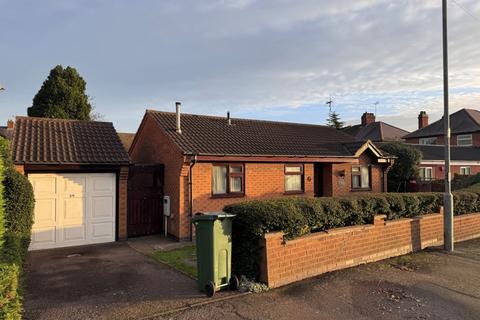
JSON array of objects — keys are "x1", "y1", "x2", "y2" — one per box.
[{"x1": 188, "y1": 154, "x2": 198, "y2": 242}]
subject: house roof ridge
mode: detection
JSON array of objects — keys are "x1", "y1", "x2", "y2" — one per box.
[{"x1": 146, "y1": 109, "x2": 337, "y2": 129}]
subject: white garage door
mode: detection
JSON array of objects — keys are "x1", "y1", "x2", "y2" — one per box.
[{"x1": 28, "y1": 173, "x2": 116, "y2": 250}]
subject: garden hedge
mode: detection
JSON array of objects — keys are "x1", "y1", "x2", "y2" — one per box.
[
  {"x1": 0, "y1": 137, "x2": 35, "y2": 319},
  {"x1": 224, "y1": 190, "x2": 480, "y2": 279}
]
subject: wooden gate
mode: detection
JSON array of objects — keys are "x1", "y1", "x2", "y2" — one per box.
[{"x1": 127, "y1": 164, "x2": 164, "y2": 237}]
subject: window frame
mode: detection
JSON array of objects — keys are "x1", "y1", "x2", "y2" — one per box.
[
  {"x1": 457, "y1": 134, "x2": 473, "y2": 146},
  {"x1": 284, "y1": 164, "x2": 304, "y2": 194},
  {"x1": 351, "y1": 165, "x2": 371, "y2": 190},
  {"x1": 419, "y1": 137, "x2": 437, "y2": 145},
  {"x1": 419, "y1": 167, "x2": 433, "y2": 181},
  {"x1": 211, "y1": 163, "x2": 245, "y2": 198},
  {"x1": 460, "y1": 166, "x2": 472, "y2": 176}
]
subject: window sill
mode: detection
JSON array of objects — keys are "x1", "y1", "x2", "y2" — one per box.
[
  {"x1": 350, "y1": 188, "x2": 372, "y2": 192},
  {"x1": 284, "y1": 191, "x2": 305, "y2": 195},
  {"x1": 211, "y1": 193, "x2": 245, "y2": 199}
]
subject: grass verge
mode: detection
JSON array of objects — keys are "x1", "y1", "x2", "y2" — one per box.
[{"x1": 151, "y1": 245, "x2": 197, "y2": 278}]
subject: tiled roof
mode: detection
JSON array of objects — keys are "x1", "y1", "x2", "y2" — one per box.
[
  {"x1": 147, "y1": 110, "x2": 387, "y2": 158},
  {"x1": 409, "y1": 144, "x2": 480, "y2": 162},
  {"x1": 12, "y1": 116, "x2": 130, "y2": 165},
  {"x1": 117, "y1": 132, "x2": 135, "y2": 152},
  {"x1": 404, "y1": 109, "x2": 480, "y2": 139},
  {"x1": 343, "y1": 122, "x2": 409, "y2": 142}
]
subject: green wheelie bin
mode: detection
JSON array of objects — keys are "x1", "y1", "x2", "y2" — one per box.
[{"x1": 191, "y1": 212, "x2": 239, "y2": 297}]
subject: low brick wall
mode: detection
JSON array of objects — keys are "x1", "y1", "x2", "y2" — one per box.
[{"x1": 259, "y1": 210, "x2": 480, "y2": 288}]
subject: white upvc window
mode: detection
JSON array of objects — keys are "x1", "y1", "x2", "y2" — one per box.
[
  {"x1": 460, "y1": 167, "x2": 472, "y2": 175},
  {"x1": 284, "y1": 164, "x2": 304, "y2": 193},
  {"x1": 419, "y1": 167, "x2": 433, "y2": 181},
  {"x1": 457, "y1": 134, "x2": 472, "y2": 146},
  {"x1": 352, "y1": 165, "x2": 370, "y2": 189},
  {"x1": 419, "y1": 137, "x2": 437, "y2": 145}
]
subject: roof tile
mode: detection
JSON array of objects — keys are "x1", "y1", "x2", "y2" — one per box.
[{"x1": 12, "y1": 117, "x2": 130, "y2": 165}]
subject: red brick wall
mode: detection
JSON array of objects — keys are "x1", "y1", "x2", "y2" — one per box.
[
  {"x1": 328, "y1": 152, "x2": 384, "y2": 196},
  {"x1": 117, "y1": 166, "x2": 129, "y2": 240},
  {"x1": 260, "y1": 210, "x2": 480, "y2": 288},
  {"x1": 129, "y1": 114, "x2": 188, "y2": 240},
  {"x1": 192, "y1": 163, "x2": 315, "y2": 213}
]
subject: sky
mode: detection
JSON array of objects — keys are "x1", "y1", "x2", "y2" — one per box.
[{"x1": 0, "y1": 0, "x2": 479, "y2": 133}]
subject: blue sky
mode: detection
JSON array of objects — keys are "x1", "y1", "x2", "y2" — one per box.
[{"x1": 1, "y1": 0, "x2": 479, "y2": 133}]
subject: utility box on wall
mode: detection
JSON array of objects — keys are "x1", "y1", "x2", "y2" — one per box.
[{"x1": 163, "y1": 196, "x2": 171, "y2": 217}]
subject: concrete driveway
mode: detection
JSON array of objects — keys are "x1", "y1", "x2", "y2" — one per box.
[{"x1": 23, "y1": 242, "x2": 235, "y2": 320}]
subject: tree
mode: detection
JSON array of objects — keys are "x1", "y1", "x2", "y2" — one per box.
[
  {"x1": 326, "y1": 111, "x2": 344, "y2": 129},
  {"x1": 381, "y1": 142, "x2": 422, "y2": 192},
  {"x1": 28, "y1": 65, "x2": 92, "y2": 120}
]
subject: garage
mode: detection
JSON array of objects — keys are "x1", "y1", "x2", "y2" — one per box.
[
  {"x1": 29, "y1": 173, "x2": 116, "y2": 250},
  {"x1": 11, "y1": 116, "x2": 130, "y2": 250}
]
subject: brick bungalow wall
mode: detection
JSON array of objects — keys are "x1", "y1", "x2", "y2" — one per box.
[
  {"x1": 191, "y1": 163, "x2": 315, "y2": 213},
  {"x1": 260, "y1": 210, "x2": 480, "y2": 288},
  {"x1": 323, "y1": 152, "x2": 384, "y2": 196},
  {"x1": 129, "y1": 114, "x2": 188, "y2": 240}
]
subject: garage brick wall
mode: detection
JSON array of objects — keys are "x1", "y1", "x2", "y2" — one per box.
[{"x1": 118, "y1": 166, "x2": 129, "y2": 240}]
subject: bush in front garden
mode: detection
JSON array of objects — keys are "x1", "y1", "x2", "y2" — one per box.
[
  {"x1": 0, "y1": 137, "x2": 35, "y2": 320},
  {"x1": 225, "y1": 190, "x2": 478, "y2": 280}
]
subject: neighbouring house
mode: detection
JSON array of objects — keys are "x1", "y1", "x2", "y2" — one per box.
[
  {"x1": 404, "y1": 109, "x2": 480, "y2": 180},
  {"x1": 117, "y1": 132, "x2": 136, "y2": 152},
  {"x1": 343, "y1": 112, "x2": 410, "y2": 142},
  {"x1": 129, "y1": 105, "x2": 395, "y2": 240},
  {"x1": 11, "y1": 116, "x2": 130, "y2": 250},
  {"x1": 409, "y1": 144, "x2": 480, "y2": 182},
  {"x1": 0, "y1": 119, "x2": 14, "y2": 140}
]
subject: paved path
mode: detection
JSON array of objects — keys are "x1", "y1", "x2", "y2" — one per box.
[
  {"x1": 166, "y1": 238, "x2": 480, "y2": 320},
  {"x1": 24, "y1": 242, "x2": 237, "y2": 320}
]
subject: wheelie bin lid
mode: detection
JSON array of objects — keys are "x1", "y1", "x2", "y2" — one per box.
[{"x1": 191, "y1": 212, "x2": 236, "y2": 221}]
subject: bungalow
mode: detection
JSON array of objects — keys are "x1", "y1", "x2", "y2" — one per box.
[{"x1": 129, "y1": 104, "x2": 395, "y2": 240}]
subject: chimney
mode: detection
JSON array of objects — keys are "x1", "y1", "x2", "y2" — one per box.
[
  {"x1": 6, "y1": 119, "x2": 14, "y2": 129},
  {"x1": 175, "y1": 102, "x2": 182, "y2": 134},
  {"x1": 418, "y1": 111, "x2": 428, "y2": 129},
  {"x1": 227, "y1": 111, "x2": 231, "y2": 125},
  {"x1": 361, "y1": 112, "x2": 375, "y2": 126}
]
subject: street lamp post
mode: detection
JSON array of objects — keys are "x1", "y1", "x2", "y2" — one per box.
[{"x1": 442, "y1": 0, "x2": 454, "y2": 252}]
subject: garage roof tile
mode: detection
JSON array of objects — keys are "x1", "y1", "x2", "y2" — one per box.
[{"x1": 12, "y1": 116, "x2": 130, "y2": 165}]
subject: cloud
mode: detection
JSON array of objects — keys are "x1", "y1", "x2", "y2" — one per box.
[{"x1": 0, "y1": 0, "x2": 479, "y2": 132}]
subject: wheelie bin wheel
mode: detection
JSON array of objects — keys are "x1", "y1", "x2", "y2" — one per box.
[
  {"x1": 205, "y1": 281, "x2": 216, "y2": 297},
  {"x1": 229, "y1": 275, "x2": 240, "y2": 291}
]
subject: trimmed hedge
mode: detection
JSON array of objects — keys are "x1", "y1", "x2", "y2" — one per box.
[
  {"x1": 225, "y1": 190, "x2": 478, "y2": 279},
  {"x1": 0, "y1": 137, "x2": 35, "y2": 319}
]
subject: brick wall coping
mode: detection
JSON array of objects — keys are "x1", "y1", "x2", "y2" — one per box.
[{"x1": 263, "y1": 213, "x2": 446, "y2": 244}]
